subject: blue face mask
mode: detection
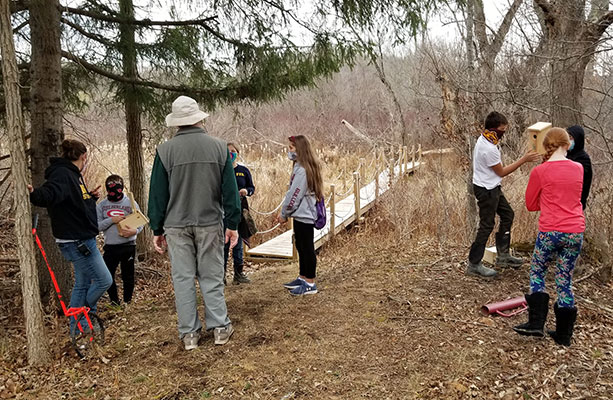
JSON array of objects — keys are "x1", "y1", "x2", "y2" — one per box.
[
  {"x1": 288, "y1": 151, "x2": 297, "y2": 161},
  {"x1": 568, "y1": 141, "x2": 575, "y2": 151},
  {"x1": 230, "y1": 152, "x2": 238, "y2": 162}
]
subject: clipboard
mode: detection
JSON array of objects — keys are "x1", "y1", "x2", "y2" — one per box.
[{"x1": 117, "y1": 191, "x2": 149, "y2": 232}]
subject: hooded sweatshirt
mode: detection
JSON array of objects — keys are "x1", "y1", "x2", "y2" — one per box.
[
  {"x1": 30, "y1": 157, "x2": 99, "y2": 240},
  {"x1": 97, "y1": 195, "x2": 143, "y2": 245},
  {"x1": 281, "y1": 162, "x2": 317, "y2": 224},
  {"x1": 566, "y1": 125, "x2": 593, "y2": 209}
]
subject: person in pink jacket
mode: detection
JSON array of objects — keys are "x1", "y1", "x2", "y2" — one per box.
[{"x1": 514, "y1": 128, "x2": 584, "y2": 346}]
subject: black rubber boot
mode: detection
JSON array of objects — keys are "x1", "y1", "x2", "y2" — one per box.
[
  {"x1": 513, "y1": 292, "x2": 549, "y2": 337},
  {"x1": 548, "y1": 303, "x2": 577, "y2": 347},
  {"x1": 496, "y1": 232, "x2": 523, "y2": 267}
]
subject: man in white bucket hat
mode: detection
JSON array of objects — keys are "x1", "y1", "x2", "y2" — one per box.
[{"x1": 148, "y1": 95, "x2": 241, "y2": 350}]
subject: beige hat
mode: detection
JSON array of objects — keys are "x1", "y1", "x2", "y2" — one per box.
[{"x1": 165, "y1": 96, "x2": 209, "y2": 127}]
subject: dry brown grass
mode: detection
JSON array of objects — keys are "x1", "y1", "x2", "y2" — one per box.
[{"x1": 1, "y1": 199, "x2": 612, "y2": 399}]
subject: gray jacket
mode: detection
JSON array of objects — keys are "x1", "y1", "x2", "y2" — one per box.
[
  {"x1": 281, "y1": 162, "x2": 317, "y2": 224},
  {"x1": 149, "y1": 126, "x2": 241, "y2": 234}
]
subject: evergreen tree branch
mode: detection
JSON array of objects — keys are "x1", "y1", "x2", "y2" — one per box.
[
  {"x1": 61, "y1": 17, "x2": 117, "y2": 48},
  {"x1": 61, "y1": 6, "x2": 218, "y2": 27},
  {"x1": 61, "y1": 50, "x2": 230, "y2": 96}
]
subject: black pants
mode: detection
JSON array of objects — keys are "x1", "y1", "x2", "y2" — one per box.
[
  {"x1": 294, "y1": 220, "x2": 317, "y2": 279},
  {"x1": 103, "y1": 244, "x2": 136, "y2": 304},
  {"x1": 468, "y1": 185, "x2": 514, "y2": 264}
]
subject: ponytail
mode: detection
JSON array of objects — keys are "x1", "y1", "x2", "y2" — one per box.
[
  {"x1": 61, "y1": 139, "x2": 87, "y2": 161},
  {"x1": 541, "y1": 128, "x2": 570, "y2": 162}
]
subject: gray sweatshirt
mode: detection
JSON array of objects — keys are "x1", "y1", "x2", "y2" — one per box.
[
  {"x1": 97, "y1": 195, "x2": 143, "y2": 245},
  {"x1": 281, "y1": 162, "x2": 317, "y2": 224}
]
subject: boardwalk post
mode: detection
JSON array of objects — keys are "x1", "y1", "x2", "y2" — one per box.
[
  {"x1": 418, "y1": 144, "x2": 422, "y2": 167},
  {"x1": 360, "y1": 157, "x2": 365, "y2": 185},
  {"x1": 412, "y1": 144, "x2": 416, "y2": 171},
  {"x1": 374, "y1": 159, "x2": 379, "y2": 202},
  {"x1": 388, "y1": 147, "x2": 394, "y2": 187},
  {"x1": 290, "y1": 218, "x2": 297, "y2": 260},
  {"x1": 330, "y1": 184, "x2": 336, "y2": 238},
  {"x1": 353, "y1": 171, "x2": 360, "y2": 221}
]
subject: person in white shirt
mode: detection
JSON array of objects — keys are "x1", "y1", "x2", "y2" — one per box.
[{"x1": 467, "y1": 112, "x2": 540, "y2": 278}]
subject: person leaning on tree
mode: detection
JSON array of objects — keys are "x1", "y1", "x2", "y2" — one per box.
[
  {"x1": 147, "y1": 95, "x2": 241, "y2": 351},
  {"x1": 28, "y1": 139, "x2": 112, "y2": 336},
  {"x1": 466, "y1": 111, "x2": 541, "y2": 278}
]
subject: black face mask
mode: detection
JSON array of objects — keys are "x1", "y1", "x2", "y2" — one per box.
[
  {"x1": 492, "y1": 128, "x2": 506, "y2": 140},
  {"x1": 106, "y1": 181, "x2": 124, "y2": 202}
]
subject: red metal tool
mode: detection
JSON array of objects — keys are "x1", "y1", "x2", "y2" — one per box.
[{"x1": 481, "y1": 296, "x2": 527, "y2": 317}]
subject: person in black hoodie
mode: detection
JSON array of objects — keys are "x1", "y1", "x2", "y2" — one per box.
[
  {"x1": 566, "y1": 125, "x2": 593, "y2": 209},
  {"x1": 223, "y1": 142, "x2": 256, "y2": 285},
  {"x1": 28, "y1": 139, "x2": 112, "y2": 335}
]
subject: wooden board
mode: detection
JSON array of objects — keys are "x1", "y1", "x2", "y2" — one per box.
[{"x1": 117, "y1": 210, "x2": 149, "y2": 230}]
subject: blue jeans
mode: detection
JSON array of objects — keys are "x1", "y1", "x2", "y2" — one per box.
[
  {"x1": 58, "y1": 238, "x2": 112, "y2": 332},
  {"x1": 223, "y1": 235, "x2": 244, "y2": 275}
]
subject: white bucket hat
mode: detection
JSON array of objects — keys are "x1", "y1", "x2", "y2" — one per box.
[{"x1": 165, "y1": 95, "x2": 209, "y2": 127}]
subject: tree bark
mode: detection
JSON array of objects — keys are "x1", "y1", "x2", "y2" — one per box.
[
  {"x1": 119, "y1": 0, "x2": 150, "y2": 254},
  {"x1": 464, "y1": 1, "x2": 478, "y2": 239},
  {"x1": 533, "y1": 0, "x2": 613, "y2": 126},
  {"x1": 29, "y1": 0, "x2": 72, "y2": 305},
  {"x1": 0, "y1": 0, "x2": 50, "y2": 366}
]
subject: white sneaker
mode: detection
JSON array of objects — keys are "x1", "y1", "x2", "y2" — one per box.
[
  {"x1": 183, "y1": 332, "x2": 200, "y2": 350},
  {"x1": 214, "y1": 324, "x2": 234, "y2": 345}
]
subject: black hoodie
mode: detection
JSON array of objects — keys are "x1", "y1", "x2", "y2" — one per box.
[
  {"x1": 30, "y1": 157, "x2": 99, "y2": 240},
  {"x1": 566, "y1": 125, "x2": 592, "y2": 210}
]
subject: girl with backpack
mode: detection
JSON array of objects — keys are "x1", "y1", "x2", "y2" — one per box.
[
  {"x1": 513, "y1": 127, "x2": 585, "y2": 346},
  {"x1": 277, "y1": 135, "x2": 324, "y2": 296}
]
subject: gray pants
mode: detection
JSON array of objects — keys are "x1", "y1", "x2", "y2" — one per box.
[{"x1": 165, "y1": 225, "x2": 231, "y2": 337}]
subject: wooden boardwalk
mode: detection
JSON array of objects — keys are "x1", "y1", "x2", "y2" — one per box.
[{"x1": 246, "y1": 153, "x2": 422, "y2": 261}]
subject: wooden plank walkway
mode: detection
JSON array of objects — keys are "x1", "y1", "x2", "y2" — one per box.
[{"x1": 246, "y1": 160, "x2": 422, "y2": 260}]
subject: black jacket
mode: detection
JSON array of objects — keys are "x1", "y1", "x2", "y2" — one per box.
[
  {"x1": 30, "y1": 157, "x2": 99, "y2": 240},
  {"x1": 567, "y1": 125, "x2": 592, "y2": 209}
]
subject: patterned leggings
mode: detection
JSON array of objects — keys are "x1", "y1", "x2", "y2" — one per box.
[{"x1": 530, "y1": 231, "x2": 583, "y2": 308}]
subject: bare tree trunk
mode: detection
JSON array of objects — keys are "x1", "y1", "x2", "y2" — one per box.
[
  {"x1": 119, "y1": 0, "x2": 150, "y2": 255},
  {"x1": 0, "y1": 0, "x2": 50, "y2": 365},
  {"x1": 464, "y1": 1, "x2": 478, "y2": 240},
  {"x1": 29, "y1": 0, "x2": 72, "y2": 305}
]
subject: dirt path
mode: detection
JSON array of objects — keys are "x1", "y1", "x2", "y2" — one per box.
[{"x1": 1, "y1": 228, "x2": 613, "y2": 399}]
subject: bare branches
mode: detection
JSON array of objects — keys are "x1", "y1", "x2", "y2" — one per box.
[
  {"x1": 533, "y1": 0, "x2": 553, "y2": 17},
  {"x1": 593, "y1": 10, "x2": 613, "y2": 39},
  {"x1": 488, "y1": 0, "x2": 524, "y2": 58},
  {"x1": 532, "y1": 0, "x2": 555, "y2": 28}
]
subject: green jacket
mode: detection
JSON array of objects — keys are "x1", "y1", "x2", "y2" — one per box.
[{"x1": 148, "y1": 126, "x2": 241, "y2": 235}]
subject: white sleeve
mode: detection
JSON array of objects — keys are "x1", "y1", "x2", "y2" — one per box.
[{"x1": 484, "y1": 147, "x2": 502, "y2": 167}]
